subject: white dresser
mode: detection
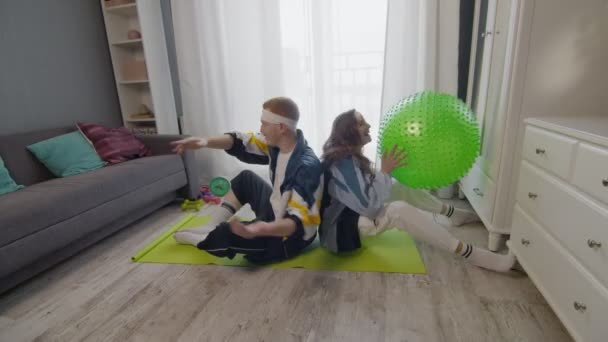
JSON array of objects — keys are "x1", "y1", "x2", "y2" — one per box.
[
  {"x1": 508, "y1": 117, "x2": 608, "y2": 342},
  {"x1": 462, "y1": 0, "x2": 608, "y2": 252}
]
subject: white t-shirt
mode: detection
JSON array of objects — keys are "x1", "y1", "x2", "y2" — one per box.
[{"x1": 270, "y1": 150, "x2": 293, "y2": 219}]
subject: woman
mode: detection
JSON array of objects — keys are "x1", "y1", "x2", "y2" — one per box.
[{"x1": 319, "y1": 109, "x2": 515, "y2": 272}]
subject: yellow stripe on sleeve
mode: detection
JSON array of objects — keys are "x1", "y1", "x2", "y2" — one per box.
[
  {"x1": 288, "y1": 200, "x2": 321, "y2": 225},
  {"x1": 249, "y1": 132, "x2": 269, "y2": 155}
]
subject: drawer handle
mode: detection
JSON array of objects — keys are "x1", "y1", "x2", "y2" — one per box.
[
  {"x1": 603, "y1": 178, "x2": 608, "y2": 187},
  {"x1": 535, "y1": 148, "x2": 546, "y2": 155},
  {"x1": 587, "y1": 239, "x2": 602, "y2": 249},
  {"x1": 473, "y1": 188, "x2": 484, "y2": 197},
  {"x1": 528, "y1": 192, "x2": 538, "y2": 199},
  {"x1": 521, "y1": 238, "x2": 531, "y2": 246},
  {"x1": 573, "y1": 301, "x2": 587, "y2": 313}
]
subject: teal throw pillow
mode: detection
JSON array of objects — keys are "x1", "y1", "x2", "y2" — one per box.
[
  {"x1": 27, "y1": 131, "x2": 106, "y2": 177},
  {"x1": 0, "y1": 156, "x2": 24, "y2": 195}
]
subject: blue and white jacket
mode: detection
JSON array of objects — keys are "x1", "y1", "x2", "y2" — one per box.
[
  {"x1": 225, "y1": 130, "x2": 322, "y2": 241},
  {"x1": 319, "y1": 156, "x2": 392, "y2": 252}
]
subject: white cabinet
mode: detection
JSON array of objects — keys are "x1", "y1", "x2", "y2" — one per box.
[
  {"x1": 461, "y1": 0, "x2": 608, "y2": 251},
  {"x1": 100, "y1": 0, "x2": 178, "y2": 135},
  {"x1": 462, "y1": 0, "x2": 520, "y2": 250},
  {"x1": 509, "y1": 117, "x2": 608, "y2": 342},
  {"x1": 469, "y1": 0, "x2": 512, "y2": 182}
]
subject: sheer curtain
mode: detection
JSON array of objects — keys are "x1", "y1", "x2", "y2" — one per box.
[
  {"x1": 381, "y1": 0, "x2": 459, "y2": 122},
  {"x1": 171, "y1": 0, "x2": 456, "y2": 182},
  {"x1": 172, "y1": 0, "x2": 386, "y2": 182}
]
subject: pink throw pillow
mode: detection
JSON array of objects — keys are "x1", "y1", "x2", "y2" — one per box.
[{"x1": 77, "y1": 122, "x2": 151, "y2": 165}]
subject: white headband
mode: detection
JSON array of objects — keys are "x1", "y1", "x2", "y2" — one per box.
[{"x1": 261, "y1": 109, "x2": 298, "y2": 130}]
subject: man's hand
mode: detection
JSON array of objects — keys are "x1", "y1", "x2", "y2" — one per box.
[
  {"x1": 243, "y1": 221, "x2": 271, "y2": 236},
  {"x1": 170, "y1": 137, "x2": 208, "y2": 155},
  {"x1": 229, "y1": 220, "x2": 279, "y2": 239},
  {"x1": 230, "y1": 219, "x2": 294, "y2": 238},
  {"x1": 228, "y1": 219, "x2": 255, "y2": 239},
  {"x1": 229, "y1": 219, "x2": 270, "y2": 239}
]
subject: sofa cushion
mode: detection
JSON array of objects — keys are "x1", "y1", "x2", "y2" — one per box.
[
  {"x1": 77, "y1": 122, "x2": 151, "y2": 165},
  {"x1": 0, "y1": 156, "x2": 24, "y2": 195},
  {"x1": 27, "y1": 131, "x2": 106, "y2": 177},
  {"x1": 0, "y1": 127, "x2": 74, "y2": 186},
  {"x1": 0, "y1": 154, "x2": 185, "y2": 247}
]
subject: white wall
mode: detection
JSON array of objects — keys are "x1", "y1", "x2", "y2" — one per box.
[
  {"x1": 437, "y1": 0, "x2": 460, "y2": 94},
  {"x1": 0, "y1": 0, "x2": 122, "y2": 135},
  {"x1": 520, "y1": 0, "x2": 608, "y2": 117}
]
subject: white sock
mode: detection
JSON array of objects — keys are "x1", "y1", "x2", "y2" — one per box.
[
  {"x1": 173, "y1": 231, "x2": 209, "y2": 246},
  {"x1": 173, "y1": 201, "x2": 236, "y2": 246},
  {"x1": 181, "y1": 202, "x2": 235, "y2": 234},
  {"x1": 459, "y1": 243, "x2": 516, "y2": 272},
  {"x1": 440, "y1": 205, "x2": 480, "y2": 226}
]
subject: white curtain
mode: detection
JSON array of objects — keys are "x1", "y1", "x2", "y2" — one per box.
[
  {"x1": 381, "y1": 0, "x2": 459, "y2": 116},
  {"x1": 378, "y1": 0, "x2": 459, "y2": 166},
  {"x1": 172, "y1": 0, "x2": 458, "y2": 183}
]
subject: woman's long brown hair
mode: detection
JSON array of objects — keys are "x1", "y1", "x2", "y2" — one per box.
[{"x1": 321, "y1": 109, "x2": 374, "y2": 178}]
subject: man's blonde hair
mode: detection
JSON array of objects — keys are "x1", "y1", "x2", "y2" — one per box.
[{"x1": 263, "y1": 97, "x2": 300, "y2": 122}]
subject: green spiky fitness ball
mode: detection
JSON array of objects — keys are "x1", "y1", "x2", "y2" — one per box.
[{"x1": 378, "y1": 91, "x2": 480, "y2": 189}]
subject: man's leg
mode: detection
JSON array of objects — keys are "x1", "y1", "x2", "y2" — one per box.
[
  {"x1": 227, "y1": 170, "x2": 275, "y2": 219},
  {"x1": 174, "y1": 170, "x2": 274, "y2": 245},
  {"x1": 195, "y1": 222, "x2": 272, "y2": 259}
]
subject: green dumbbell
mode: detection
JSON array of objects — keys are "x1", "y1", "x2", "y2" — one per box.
[{"x1": 180, "y1": 198, "x2": 204, "y2": 211}]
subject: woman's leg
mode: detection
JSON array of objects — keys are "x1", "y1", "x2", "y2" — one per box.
[
  {"x1": 359, "y1": 201, "x2": 515, "y2": 272},
  {"x1": 390, "y1": 183, "x2": 480, "y2": 226}
]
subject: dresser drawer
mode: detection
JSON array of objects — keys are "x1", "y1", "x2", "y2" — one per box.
[
  {"x1": 522, "y1": 126, "x2": 577, "y2": 180},
  {"x1": 572, "y1": 143, "x2": 608, "y2": 205},
  {"x1": 516, "y1": 161, "x2": 608, "y2": 286},
  {"x1": 510, "y1": 206, "x2": 608, "y2": 342},
  {"x1": 461, "y1": 163, "x2": 496, "y2": 223}
]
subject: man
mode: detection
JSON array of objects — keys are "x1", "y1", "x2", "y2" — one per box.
[{"x1": 171, "y1": 97, "x2": 322, "y2": 263}]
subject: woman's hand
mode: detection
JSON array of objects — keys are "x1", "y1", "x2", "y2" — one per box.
[{"x1": 381, "y1": 145, "x2": 408, "y2": 174}]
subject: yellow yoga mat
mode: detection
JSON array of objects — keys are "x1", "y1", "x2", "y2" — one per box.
[{"x1": 132, "y1": 214, "x2": 426, "y2": 274}]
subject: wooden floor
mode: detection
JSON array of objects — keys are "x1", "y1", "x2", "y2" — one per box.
[{"x1": 0, "y1": 203, "x2": 572, "y2": 342}]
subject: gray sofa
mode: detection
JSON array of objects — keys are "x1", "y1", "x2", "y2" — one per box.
[{"x1": 0, "y1": 127, "x2": 199, "y2": 294}]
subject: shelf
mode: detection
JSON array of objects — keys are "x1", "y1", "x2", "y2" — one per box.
[
  {"x1": 111, "y1": 39, "x2": 142, "y2": 48},
  {"x1": 104, "y1": 3, "x2": 137, "y2": 17},
  {"x1": 101, "y1": 0, "x2": 179, "y2": 135},
  {"x1": 126, "y1": 118, "x2": 156, "y2": 123},
  {"x1": 119, "y1": 79, "x2": 148, "y2": 85},
  {"x1": 130, "y1": 128, "x2": 158, "y2": 135}
]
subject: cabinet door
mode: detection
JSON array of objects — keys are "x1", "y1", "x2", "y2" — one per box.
[
  {"x1": 470, "y1": 0, "x2": 495, "y2": 127},
  {"x1": 468, "y1": 0, "x2": 513, "y2": 182}
]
